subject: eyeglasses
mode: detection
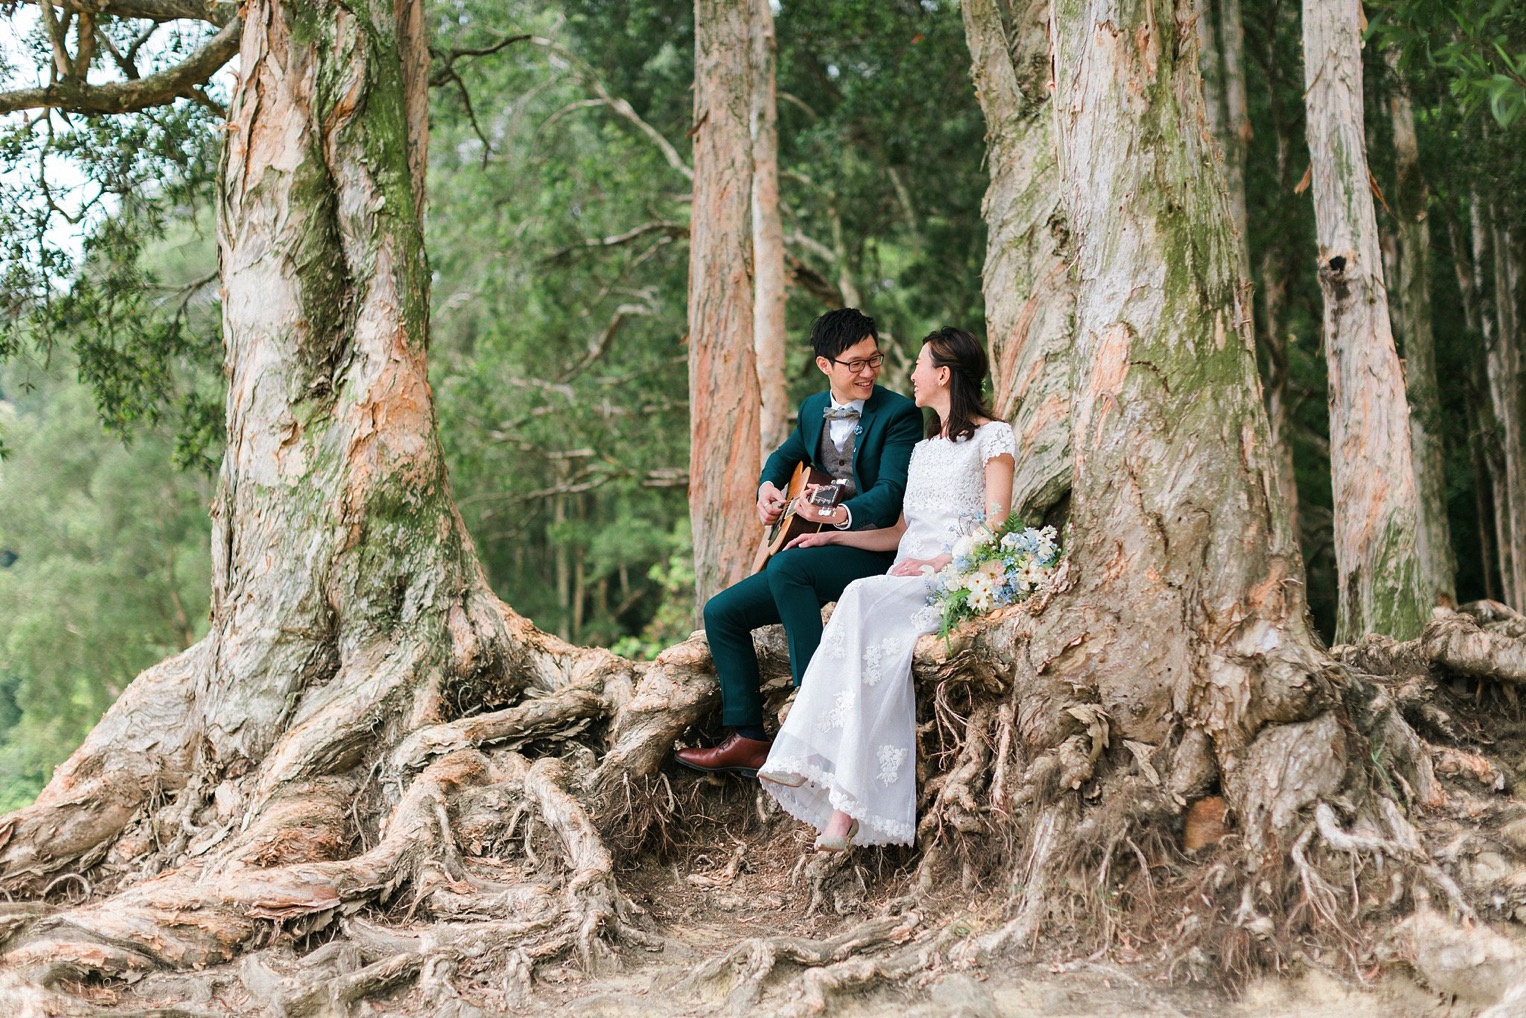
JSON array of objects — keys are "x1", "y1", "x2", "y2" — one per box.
[{"x1": 826, "y1": 352, "x2": 885, "y2": 374}]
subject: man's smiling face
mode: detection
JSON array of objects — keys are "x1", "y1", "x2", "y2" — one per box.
[{"x1": 817, "y1": 336, "x2": 882, "y2": 404}]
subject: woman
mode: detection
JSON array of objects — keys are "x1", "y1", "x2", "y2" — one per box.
[{"x1": 758, "y1": 327, "x2": 1015, "y2": 851}]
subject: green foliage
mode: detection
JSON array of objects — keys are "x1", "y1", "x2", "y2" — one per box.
[
  {"x1": 1370, "y1": 0, "x2": 1526, "y2": 128},
  {"x1": 0, "y1": 21, "x2": 226, "y2": 468},
  {"x1": 0, "y1": 362, "x2": 212, "y2": 810}
]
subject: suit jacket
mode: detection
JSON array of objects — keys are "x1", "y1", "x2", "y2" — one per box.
[{"x1": 759, "y1": 385, "x2": 922, "y2": 531}]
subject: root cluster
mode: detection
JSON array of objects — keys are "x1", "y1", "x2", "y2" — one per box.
[{"x1": 4, "y1": 598, "x2": 1526, "y2": 1014}]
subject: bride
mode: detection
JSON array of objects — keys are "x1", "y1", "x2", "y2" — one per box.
[{"x1": 758, "y1": 327, "x2": 1015, "y2": 850}]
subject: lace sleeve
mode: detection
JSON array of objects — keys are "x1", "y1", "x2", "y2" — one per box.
[{"x1": 979, "y1": 422, "x2": 1017, "y2": 464}]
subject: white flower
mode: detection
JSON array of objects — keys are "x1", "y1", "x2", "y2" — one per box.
[{"x1": 952, "y1": 534, "x2": 976, "y2": 560}]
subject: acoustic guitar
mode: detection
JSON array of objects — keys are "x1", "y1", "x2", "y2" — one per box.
[{"x1": 752, "y1": 462, "x2": 845, "y2": 572}]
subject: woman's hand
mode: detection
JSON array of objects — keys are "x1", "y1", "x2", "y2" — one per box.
[
  {"x1": 890, "y1": 554, "x2": 950, "y2": 577},
  {"x1": 785, "y1": 529, "x2": 839, "y2": 550}
]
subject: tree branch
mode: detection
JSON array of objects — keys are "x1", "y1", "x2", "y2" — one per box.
[
  {"x1": 0, "y1": 16, "x2": 240, "y2": 115},
  {"x1": 13, "y1": 0, "x2": 237, "y2": 26},
  {"x1": 542, "y1": 221, "x2": 688, "y2": 263},
  {"x1": 529, "y1": 36, "x2": 693, "y2": 182}
]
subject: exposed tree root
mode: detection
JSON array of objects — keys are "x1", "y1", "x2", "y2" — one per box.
[
  {"x1": 0, "y1": 643, "x2": 207, "y2": 895},
  {"x1": 6, "y1": 578, "x2": 1526, "y2": 1016}
]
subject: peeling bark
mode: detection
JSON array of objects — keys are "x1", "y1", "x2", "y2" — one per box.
[
  {"x1": 962, "y1": 0, "x2": 1076, "y2": 521},
  {"x1": 1302, "y1": 0, "x2": 1428, "y2": 640}
]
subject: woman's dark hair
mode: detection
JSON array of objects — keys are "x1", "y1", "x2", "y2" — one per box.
[
  {"x1": 810, "y1": 308, "x2": 879, "y2": 361},
  {"x1": 922, "y1": 326, "x2": 993, "y2": 441}
]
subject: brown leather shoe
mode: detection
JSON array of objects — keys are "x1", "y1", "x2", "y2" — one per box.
[{"x1": 674, "y1": 733, "x2": 772, "y2": 776}]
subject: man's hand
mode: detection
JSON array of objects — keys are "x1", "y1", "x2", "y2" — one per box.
[{"x1": 757, "y1": 481, "x2": 787, "y2": 525}]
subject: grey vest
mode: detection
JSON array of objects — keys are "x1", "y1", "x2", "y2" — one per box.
[{"x1": 817, "y1": 424, "x2": 859, "y2": 499}]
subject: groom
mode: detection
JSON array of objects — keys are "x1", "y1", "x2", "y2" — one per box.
[{"x1": 676, "y1": 308, "x2": 922, "y2": 776}]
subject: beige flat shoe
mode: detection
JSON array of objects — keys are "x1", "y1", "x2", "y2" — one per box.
[
  {"x1": 760, "y1": 771, "x2": 804, "y2": 788},
  {"x1": 814, "y1": 818, "x2": 859, "y2": 853}
]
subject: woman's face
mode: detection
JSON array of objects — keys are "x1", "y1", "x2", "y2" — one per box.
[{"x1": 910, "y1": 345, "x2": 947, "y2": 408}]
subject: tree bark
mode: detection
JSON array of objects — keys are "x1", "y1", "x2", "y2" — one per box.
[
  {"x1": 1385, "y1": 58, "x2": 1456, "y2": 608},
  {"x1": 689, "y1": 0, "x2": 764, "y2": 604},
  {"x1": 1301, "y1": 0, "x2": 1428, "y2": 641},
  {"x1": 750, "y1": 0, "x2": 788, "y2": 459},
  {"x1": 1047, "y1": 0, "x2": 1331, "y2": 851},
  {"x1": 962, "y1": 0, "x2": 1075, "y2": 522}
]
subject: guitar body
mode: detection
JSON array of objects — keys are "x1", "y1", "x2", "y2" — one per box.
[{"x1": 752, "y1": 462, "x2": 844, "y2": 572}]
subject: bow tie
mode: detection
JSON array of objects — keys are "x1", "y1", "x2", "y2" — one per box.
[{"x1": 823, "y1": 406, "x2": 861, "y2": 421}]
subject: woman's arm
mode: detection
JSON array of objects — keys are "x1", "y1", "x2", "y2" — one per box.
[
  {"x1": 785, "y1": 516, "x2": 906, "y2": 553},
  {"x1": 983, "y1": 453, "x2": 1015, "y2": 526}
]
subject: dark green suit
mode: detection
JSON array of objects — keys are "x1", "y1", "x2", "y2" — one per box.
[{"x1": 704, "y1": 385, "x2": 922, "y2": 728}]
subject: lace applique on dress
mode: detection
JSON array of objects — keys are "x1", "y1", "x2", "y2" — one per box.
[
  {"x1": 819, "y1": 621, "x2": 847, "y2": 660},
  {"x1": 877, "y1": 744, "x2": 908, "y2": 785},
  {"x1": 862, "y1": 641, "x2": 883, "y2": 686},
  {"x1": 909, "y1": 604, "x2": 941, "y2": 631},
  {"x1": 979, "y1": 421, "x2": 1017, "y2": 464},
  {"x1": 863, "y1": 637, "x2": 904, "y2": 687},
  {"x1": 816, "y1": 689, "x2": 854, "y2": 733}
]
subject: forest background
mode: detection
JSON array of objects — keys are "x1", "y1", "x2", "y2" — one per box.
[{"x1": 0, "y1": 0, "x2": 1521, "y2": 815}]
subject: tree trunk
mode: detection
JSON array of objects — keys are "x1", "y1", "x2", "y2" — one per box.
[
  {"x1": 1486, "y1": 216, "x2": 1526, "y2": 608},
  {"x1": 1451, "y1": 211, "x2": 1506, "y2": 603},
  {"x1": 1386, "y1": 60, "x2": 1456, "y2": 608},
  {"x1": 962, "y1": 0, "x2": 1076, "y2": 522},
  {"x1": 689, "y1": 0, "x2": 764, "y2": 604},
  {"x1": 1047, "y1": 0, "x2": 1334, "y2": 850},
  {"x1": 750, "y1": 0, "x2": 788, "y2": 458},
  {"x1": 1301, "y1": 0, "x2": 1427, "y2": 641},
  {"x1": 1470, "y1": 198, "x2": 1521, "y2": 607},
  {"x1": 0, "y1": 0, "x2": 642, "y2": 988}
]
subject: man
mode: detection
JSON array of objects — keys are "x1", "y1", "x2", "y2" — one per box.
[{"x1": 676, "y1": 308, "x2": 922, "y2": 775}]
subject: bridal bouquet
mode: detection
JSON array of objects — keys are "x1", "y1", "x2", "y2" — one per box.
[{"x1": 926, "y1": 516, "x2": 1061, "y2": 640}]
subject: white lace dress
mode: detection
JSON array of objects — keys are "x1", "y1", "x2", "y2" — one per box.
[{"x1": 759, "y1": 421, "x2": 1017, "y2": 845}]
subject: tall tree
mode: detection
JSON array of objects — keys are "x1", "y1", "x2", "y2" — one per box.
[
  {"x1": 688, "y1": 0, "x2": 764, "y2": 601},
  {"x1": 750, "y1": 0, "x2": 788, "y2": 457},
  {"x1": 1480, "y1": 201, "x2": 1526, "y2": 607},
  {"x1": 962, "y1": 0, "x2": 1075, "y2": 522},
  {"x1": 0, "y1": 0, "x2": 653, "y2": 992},
  {"x1": 938, "y1": 0, "x2": 1453, "y2": 959},
  {"x1": 1384, "y1": 53, "x2": 1457, "y2": 608},
  {"x1": 1302, "y1": 0, "x2": 1428, "y2": 641}
]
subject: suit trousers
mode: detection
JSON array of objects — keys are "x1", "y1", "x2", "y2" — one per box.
[{"x1": 703, "y1": 545, "x2": 896, "y2": 728}]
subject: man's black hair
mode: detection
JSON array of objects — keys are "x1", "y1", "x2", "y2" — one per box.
[{"x1": 809, "y1": 308, "x2": 878, "y2": 362}]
